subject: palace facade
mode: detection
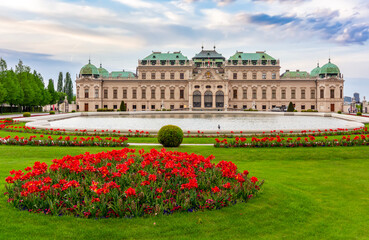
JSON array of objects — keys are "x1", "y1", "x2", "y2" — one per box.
[{"x1": 75, "y1": 48, "x2": 344, "y2": 112}]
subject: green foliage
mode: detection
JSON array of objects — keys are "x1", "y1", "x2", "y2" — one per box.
[
  {"x1": 97, "y1": 108, "x2": 114, "y2": 112},
  {"x1": 47, "y1": 79, "x2": 58, "y2": 104},
  {"x1": 301, "y1": 109, "x2": 318, "y2": 112},
  {"x1": 4, "y1": 118, "x2": 13, "y2": 122},
  {"x1": 72, "y1": 110, "x2": 76, "y2": 113},
  {"x1": 120, "y1": 101, "x2": 126, "y2": 111},
  {"x1": 157, "y1": 125, "x2": 184, "y2": 147},
  {"x1": 287, "y1": 102, "x2": 294, "y2": 112},
  {"x1": 337, "y1": 111, "x2": 342, "y2": 114},
  {"x1": 57, "y1": 72, "x2": 63, "y2": 92},
  {"x1": 64, "y1": 72, "x2": 73, "y2": 103},
  {"x1": 244, "y1": 108, "x2": 258, "y2": 111},
  {"x1": 0, "y1": 82, "x2": 6, "y2": 103},
  {"x1": 23, "y1": 112, "x2": 31, "y2": 117},
  {"x1": 357, "y1": 112, "x2": 362, "y2": 116},
  {"x1": 49, "y1": 111, "x2": 55, "y2": 115}
]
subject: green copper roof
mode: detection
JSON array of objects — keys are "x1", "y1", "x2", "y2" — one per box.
[
  {"x1": 319, "y1": 59, "x2": 340, "y2": 75},
  {"x1": 97, "y1": 64, "x2": 109, "y2": 78},
  {"x1": 281, "y1": 71, "x2": 309, "y2": 78},
  {"x1": 229, "y1": 51, "x2": 276, "y2": 61},
  {"x1": 80, "y1": 60, "x2": 99, "y2": 75},
  {"x1": 143, "y1": 52, "x2": 188, "y2": 61},
  {"x1": 193, "y1": 49, "x2": 225, "y2": 60},
  {"x1": 110, "y1": 71, "x2": 135, "y2": 78},
  {"x1": 310, "y1": 63, "x2": 320, "y2": 77}
]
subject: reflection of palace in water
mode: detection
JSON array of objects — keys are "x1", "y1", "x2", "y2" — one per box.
[{"x1": 76, "y1": 47, "x2": 344, "y2": 112}]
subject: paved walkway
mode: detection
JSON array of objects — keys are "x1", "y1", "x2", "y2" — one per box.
[{"x1": 0, "y1": 113, "x2": 51, "y2": 120}]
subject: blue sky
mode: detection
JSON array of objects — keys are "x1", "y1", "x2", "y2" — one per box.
[{"x1": 0, "y1": 0, "x2": 369, "y2": 99}]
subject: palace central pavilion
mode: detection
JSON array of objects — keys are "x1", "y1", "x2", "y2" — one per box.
[{"x1": 76, "y1": 48, "x2": 344, "y2": 112}]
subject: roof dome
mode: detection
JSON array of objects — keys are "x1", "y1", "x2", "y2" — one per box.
[
  {"x1": 310, "y1": 63, "x2": 320, "y2": 77},
  {"x1": 319, "y1": 59, "x2": 340, "y2": 76},
  {"x1": 80, "y1": 60, "x2": 99, "y2": 76},
  {"x1": 97, "y1": 63, "x2": 109, "y2": 78}
]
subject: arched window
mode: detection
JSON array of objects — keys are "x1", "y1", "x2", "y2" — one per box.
[
  {"x1": 193, "y1": 91, "x2": 201, "y2": 107},
  {"x1": 204, "y1": 91, "x2": 213, "y2": 108},
  {"x1": 216, "y1": 91, "x2": 224, "y2": 107}
]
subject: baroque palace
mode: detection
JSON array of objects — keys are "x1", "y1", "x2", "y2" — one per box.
[{"x1": 75, "y1": 47, "x2": 344, "y2": 112}]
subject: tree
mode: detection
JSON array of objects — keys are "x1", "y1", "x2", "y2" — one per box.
[
  {"x1": 64, "y1": 72, "x2": 73, "y2": 103},
  {"x1": 47, "y1": 79, "x2": 58, "y2": 104},
  {"x1": 0, "y1": 82, "x2": 6, "y2": 104},
  {"x1": 57, "y1": 72, "x2": 63, "y2": 92},
  {"x1": 120, "y1": 101, "x2": 126, "y2": 111},
  {"x1": 287, "y1": 102, "x2": 294, "y2": 112}
]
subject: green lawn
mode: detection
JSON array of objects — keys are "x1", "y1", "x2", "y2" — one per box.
[{"x1": 1, "y1": 145, "x2": 369, "y2": 239}]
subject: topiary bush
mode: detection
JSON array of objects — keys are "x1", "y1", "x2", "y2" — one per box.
[
  {"x1": 337, "y1": 111, "x2": 342, "y2": 114},
  {"x1": 357, "y1": 112, "x2": 362, "y2": 116},
  {"x1": 287, "y1": 102, "x2": 294, "y2": 112},
  {"x1": 157, "y1": 125, "x2": 184, "y2": 147},
  {"x1": 49, "y1": 111, "x2": 55, "y2": 115},
  {"x1": 72, "y1": 110, "x2": 76, "y2": 113},
  {"x1": 23, "y1": 112, "x2": 31, "y2": 117}
]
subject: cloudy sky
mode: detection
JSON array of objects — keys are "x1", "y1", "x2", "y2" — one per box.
[{"x1": 0, "y1": 0, "x2": 369, "y2": 99}]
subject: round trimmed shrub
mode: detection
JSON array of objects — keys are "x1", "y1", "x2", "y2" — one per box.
[
  {"x1": 357, "y1": 112, "x2": 362, "y2": 116},
  {"x1": 72, "y1": 110, "x2": 76, "y2": 113},
  {"x1": 337, "y1": 111, "x2": 342, "y2": 114},
  {"x1": 157, "y1": 125, "x2": 184, "y2": 147},
  {"x1": 23, "y1": 112, "x2": 31, "y2": 117},
  {"x1": 49, "y1": 111, "x2": 55, "y2": 115}
]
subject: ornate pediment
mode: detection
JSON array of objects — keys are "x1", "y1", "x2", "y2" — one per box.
[{"x1": 193, "y1": 69, "x2": 224, "y2": 81}]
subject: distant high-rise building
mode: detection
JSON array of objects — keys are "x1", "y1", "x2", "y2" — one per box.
[
  {"x1": 344, "y1": 96, "x2": 352, "y2": 104},
  {"x1": 354, "y1": 92, "x2": 360, "y2": 103}
]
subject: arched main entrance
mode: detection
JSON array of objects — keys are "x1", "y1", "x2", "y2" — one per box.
[
  {"x1": 193, "y1": 91, "x2": 201, "y2": 107},
  {"x1": 216, "y1": 91, "x2": 224, "y2": 107},
  {"x1": 204, "y1": 91, "x2": 213, "y2": 108}
]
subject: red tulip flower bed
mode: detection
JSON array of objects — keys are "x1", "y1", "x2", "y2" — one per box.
[
  {"x1": 4, "y1": 148, "x2": 263, "y2": 218},
  {"x1": 214, "y1": 134, "x2": 369, "y2": 148}
]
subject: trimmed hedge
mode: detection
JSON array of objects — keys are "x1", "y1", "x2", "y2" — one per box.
[
  {"x1": 157, "y1": 125, "x2": 184, "y2": 147},
  {"x1": 97, "y1": 108, "x2": 114, "y2": 112},
  {"x1": 23, "y1": 112, "x2": 31, "y2": 117},
  {"x1": 50, "y1": 111, "x2": 55, "y2": 115},
  {"x1": 357, "y1": 112, "x2": 362, "y2": 116}
]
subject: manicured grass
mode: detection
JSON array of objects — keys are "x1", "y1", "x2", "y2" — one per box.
[{"x1": 1, "y1": 145, "x2": 369, "y2": 239}]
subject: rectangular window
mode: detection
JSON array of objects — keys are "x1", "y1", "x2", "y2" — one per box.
[
  {"x1": 301, "y1": 105, "x2": 305, "y2": 110},
  {"x1": 123, "y1": 89, "x2": 127, "y2": 99},
  {"x1": 113, "y1": 105, "x2": 117, "y2": 109},
  {"x1": 133, "y1": 105, "x2": 136, "y2": 110},
  {"x1": 243, "y1": 89, "x2": 247, "y2": 99},
  {"x1": 180, "y1": 89, "x2": 184, "y2": 99},
  {"x1": 103, "y1": 89, "x2": 108, "y2": 99},
  {"x1": 272, "y1": 73, "x2": 276, "y2": 79},
  {"x1": 281, "y1": 89, "x2": 286, "y2": 99},
  {"x1": 151, "y1": 88, "x2": 156, "y2": 99},
  {"x1": 142, "y1": 73, "x2": 146, "y2": 79},
  {"x1": 330, "y1": 89, "x2": 335, "y2": 98},
  {"x1": 301, "y1": 89, "x2": 305, "y2": 99},
  {"x1": 262, "y1": 105, "x2": 266, "y2": 110},
  {"x1": 311, "y1": 89, "x2": 315, "y2": 99},
  {"x1": 85, "y1": 89, "x2": 89, "y2": 98},
  {"x1": 291, "y1": 89, "x2": 296, "y2": 99},
  {"x1": 142, "y1": 89, "x2": 146, "y2": 99},
  {"x1": 233, "y1": 105, "x2": 237, "y2": 109},
  {"x1": 170, "y1": 73, "x2": 175, "y2": 80},
  {"x1": 151, "y1": 73, "x2": 155, "y2": 80},
  {"x1": 142, "y1": 105, "x2": 146, "y2": 110},
  {"x1": 113, "y1": 89, "x2": 117, "y2": 99},
  {"x1": 161, "y1": 89, "x2": 165, "y2": 99},
  {"x1": 95, "y1": 105, "x2": 98, "y2": 109},
  {"x1": 252, "y1": 73, "x2": 257, "y2": 79},
  {"x1": 340, "y1": 89, "x2": 342, "y2": 98},
  {"x1": 170, "y1": 105, "x2": 174, "y2": 110},
  {"x1": 180, "y1": 73, "x2": 184, "y2": 79},
  {"x1": 170, "y1": 89, "x2": 174, "y2": 99},
  {"x1": 94, "y1": 89, "x2": 98, "y2": 98},
  {"x1": 243, "y1": 105, "x2": 247, "y2": 109},
  {"x1": 104, "y1": 105, "x2": 107, "y2": 109},
  {"x1": 252, "y1": 89, "x2": 257, "y2": 99},
  {"x1": 262, "y1": 89, "x2": 266, "y2": 99},
  {"x1": 161, "y1": 72, "x2": 165, "y2": 79},
  {"x1": 243, "y1": 73, "x2": 247, "y2": 79},
  {"x1": 262, "y1": 73, "x2": 266, "y2": 79},
  {"x1": 320, "y1": 89, "x2": 324, "y2": 98},
  {"x1": 151, "y1": 105, "x2": 155, "y2": 110},
  {"x1": 233, "y1": 73, "x2": 237, "y2": 80},
  {"x1": 132, "y1": 89, "x2": 137, "y2": 99},
  {"x1": 180, "y1": 105, "x2": 184, "y2": 109},
  {"x1": 272, "y1": 89, "x2": 276, "y2": 99},
  {"x1": 311, "y1": 105, "x2": 315, "y2": 110},
  {"x1": 233, "y1": 89, "x2": 237, "y2": 99}
]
